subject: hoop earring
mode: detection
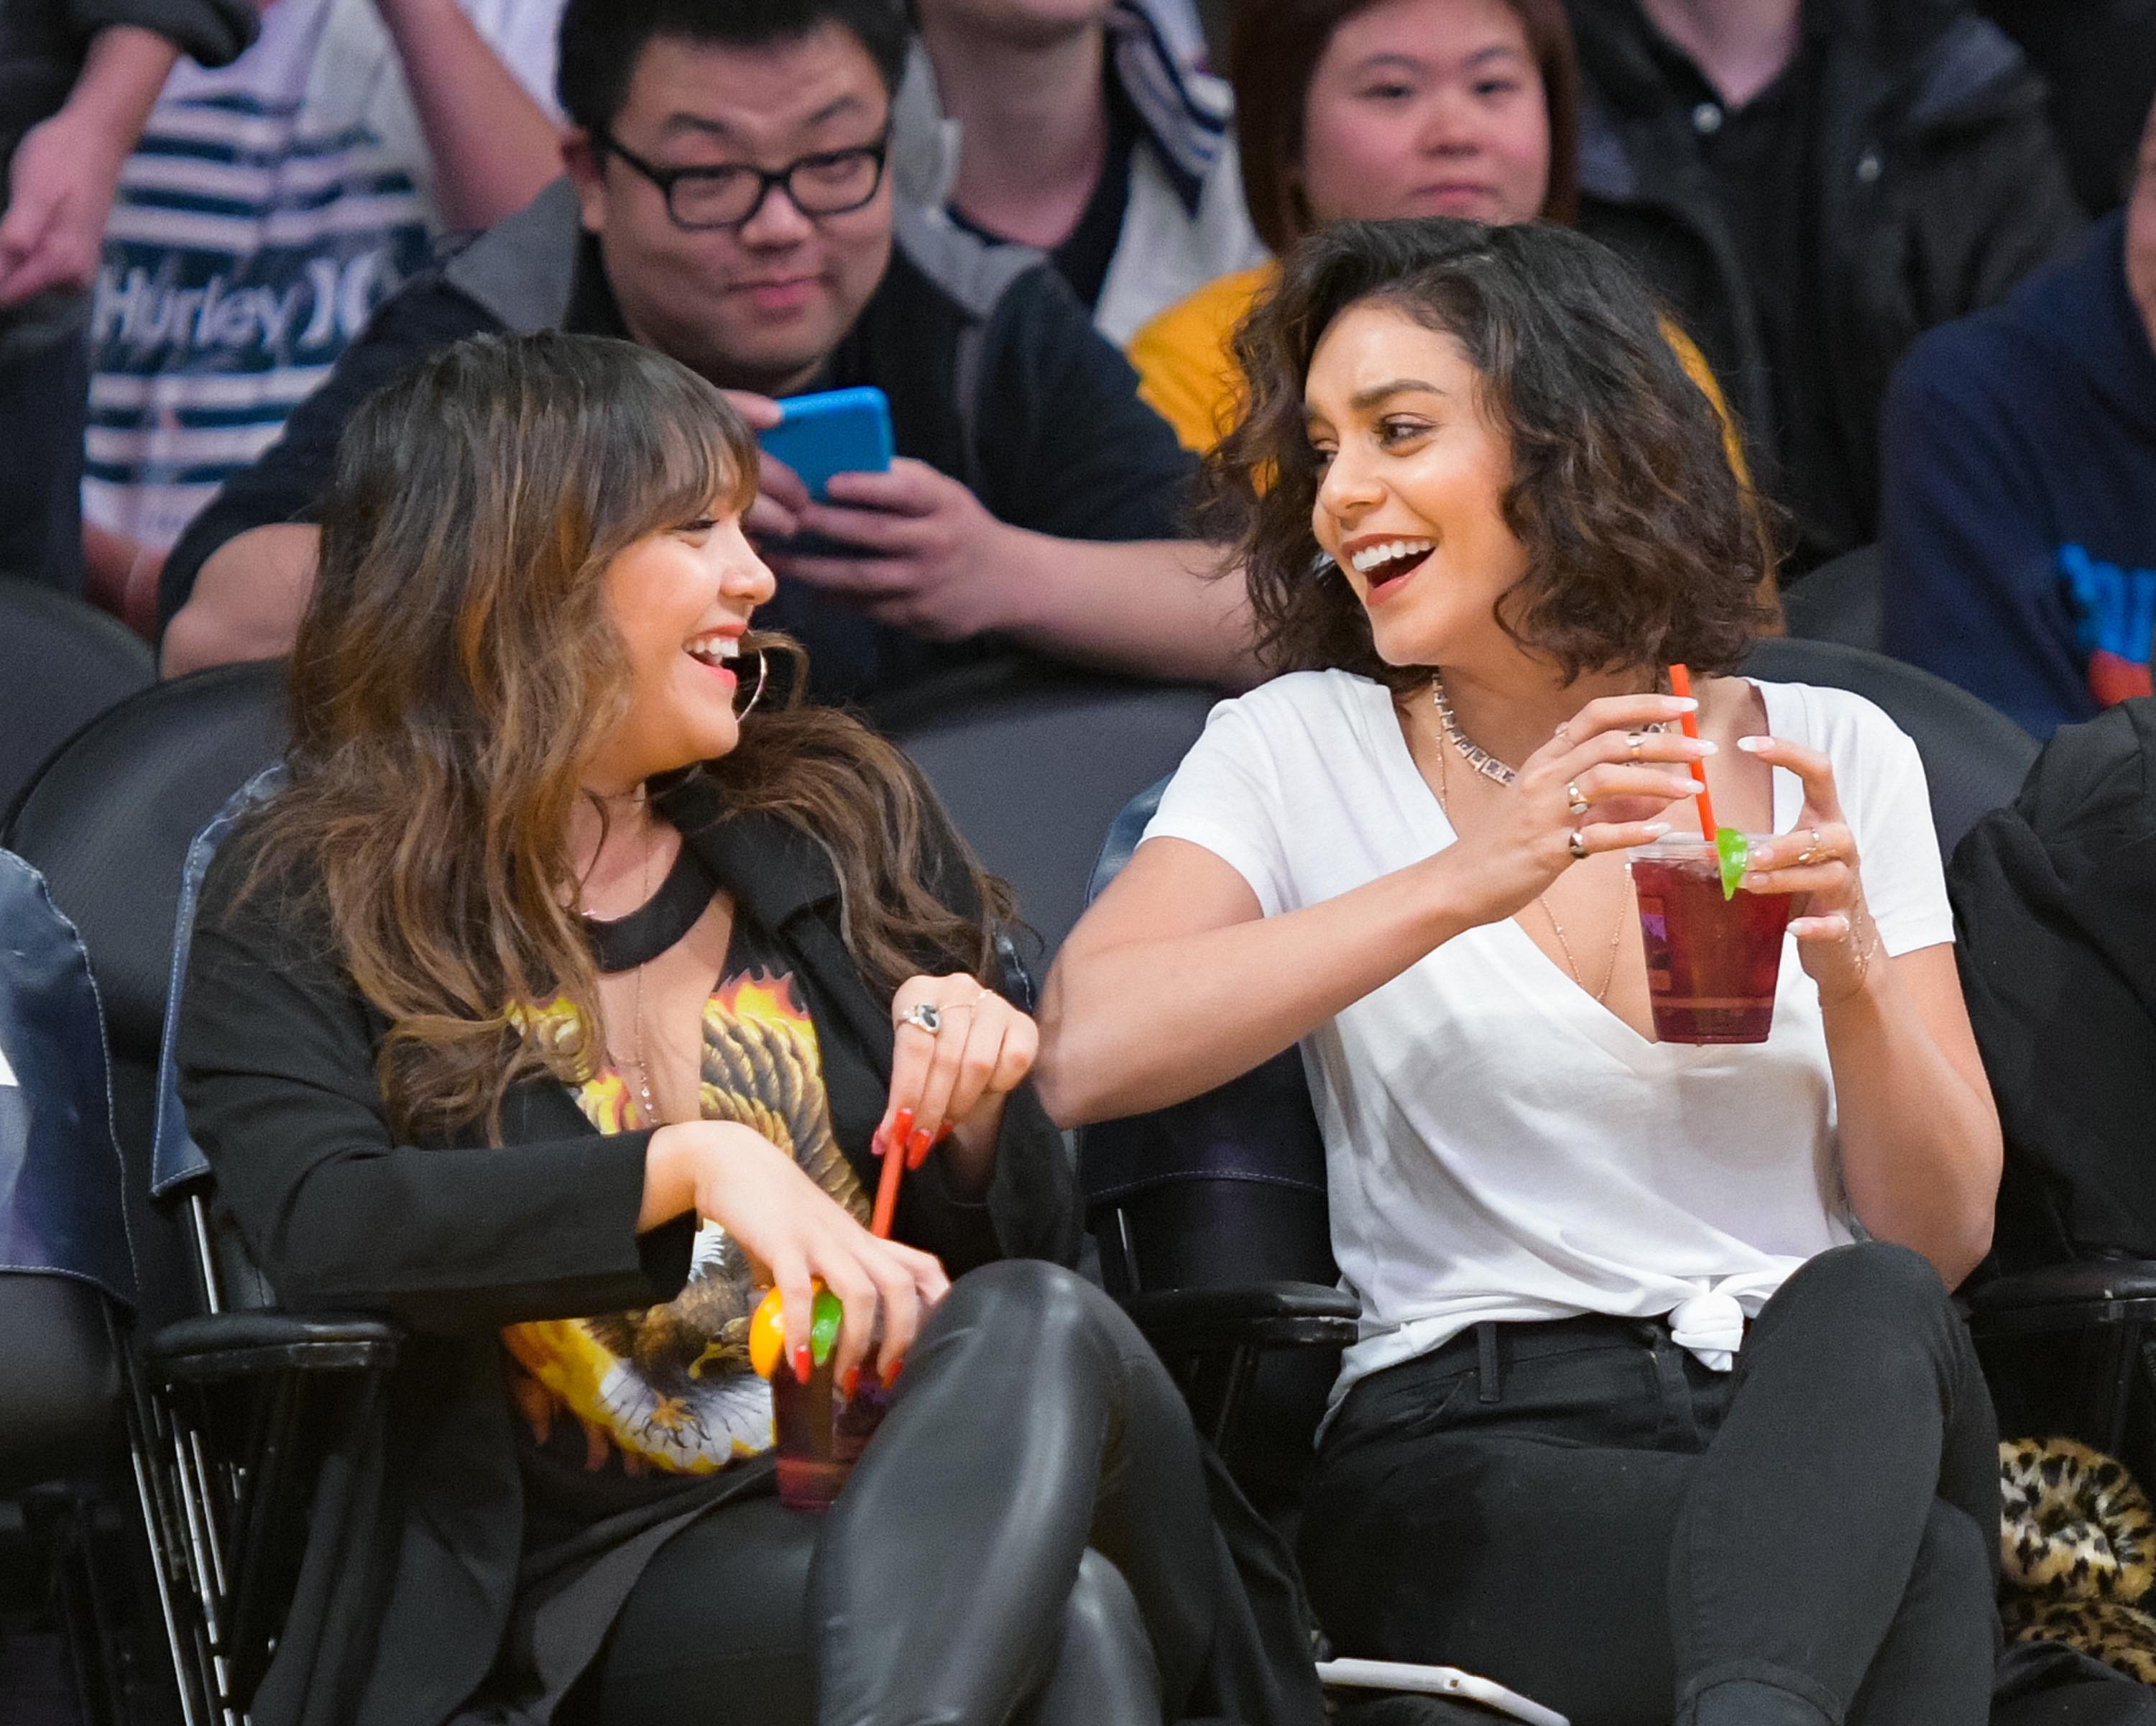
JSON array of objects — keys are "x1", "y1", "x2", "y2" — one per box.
[
  {"x1": 734, "y1": 648, "x2": 768, "y2": 720},
  {"x1": 1309, "y1": 551, "x2": 1337, "y2": 581}
]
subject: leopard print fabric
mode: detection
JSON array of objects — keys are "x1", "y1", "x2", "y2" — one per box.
[{"x1": 1999, "y1": 1438, "x2": 2156, "y2": 1684}]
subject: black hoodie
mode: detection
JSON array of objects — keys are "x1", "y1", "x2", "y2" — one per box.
[{"x1": 1565, "y1": 0, "x2": 2083, "y2": 570}]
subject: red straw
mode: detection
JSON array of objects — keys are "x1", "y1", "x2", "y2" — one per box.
[
  {"x1": 870, "y1": 1129, "x2": 905, "y2": 1238},
  {"x1": 1667, "y1": 664, "x2": 1718, "y2": 841}
]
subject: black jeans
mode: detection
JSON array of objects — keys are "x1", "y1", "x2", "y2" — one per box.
[
  {"x1": 1301, "y1": 1243, "x2": 2001, "y2": 1726},
  {"x1": 583, "y1": 1260, "x2": 1221, "y2": 1726}
]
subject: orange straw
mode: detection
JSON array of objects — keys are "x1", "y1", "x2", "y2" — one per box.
[
  {"x1": 1667, "y1": 664, "x2": 1718, "y2": 842},
  {"x1": 870, "y1": 1126, "x2": 905, "y2": 1238}
]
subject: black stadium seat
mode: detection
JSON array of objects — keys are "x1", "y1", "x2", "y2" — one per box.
[
  {"x1": 0, "y1": 579, "x2": 155, "y2": 822},
  {"x1": 1742, "y1": 635, "x2": 2037, "y2": 855},
  {"x1": 4, "y1": 661, "x2": 287, "y2": 1334},
  {"x1": 885, "y1": 659, "x2": 1221, "y2": 963}
]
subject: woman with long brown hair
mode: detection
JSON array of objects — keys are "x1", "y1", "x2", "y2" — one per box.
[
  {"x1": 175, "y1": 331, "x2": 1319, "y2": 1726},
  {"x1": 1041, "y1": 219, "x2": 2004, "y2": 1724}
]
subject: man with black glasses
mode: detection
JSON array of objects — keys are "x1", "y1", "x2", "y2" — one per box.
[{"x1": 158, "y1": 0, "x2": 1244, "y2": 698}]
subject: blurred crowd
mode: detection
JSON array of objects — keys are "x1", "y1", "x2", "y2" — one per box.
[{"x1": 2, "y1": 0, "x2": 2152, "y2": 733}]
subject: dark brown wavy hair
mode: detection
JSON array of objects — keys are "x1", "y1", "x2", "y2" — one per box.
[
  {"x1": 1202, "y1": 218, "x2": 1773, "y2": 690},
  {"x1": 239, "y1": 331, "x2": 1008, "y2": 1141},
  {"x1": 1230, "y1": 0, "x2": 1581, "y2": 252}
]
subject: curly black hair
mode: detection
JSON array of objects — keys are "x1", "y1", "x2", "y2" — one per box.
[{"x1": 1199, "y1": 218, "x2": 1774, "y2": 690}]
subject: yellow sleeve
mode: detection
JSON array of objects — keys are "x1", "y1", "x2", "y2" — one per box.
[
  {"x1": 1657, "y1": 315, "x2": 1782, "y2": 623},
  {"x1": 1128, "y1": 267, "x2": 1273, "y2": 454},
  {"x1": 1657, "y1": 316, "x2": 1751, "y2": 490}
]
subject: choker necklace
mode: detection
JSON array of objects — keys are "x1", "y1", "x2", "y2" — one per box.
[
  {"x1": 581, "y1": 840, "x2": 717, "y2": 974},
  {"x1": 1432, "y1": 676, "x2": 1520, "y2": 787}
]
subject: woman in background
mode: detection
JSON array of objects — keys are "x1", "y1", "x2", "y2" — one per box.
[{"x1": 1128, "y1": 0, "x2": 1743, "y2": 485}]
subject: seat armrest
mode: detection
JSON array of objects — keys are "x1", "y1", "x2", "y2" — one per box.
[
  {"x1": 140, "y1": 1312, "x2": 402, "y2": 1384},
  {"x1": 1964, "y1": 1259, "x2": 2156, "y2": 1316},
  {"x1": 1120, "y1": 1282, "x2": 1359, "y2": 1354}
]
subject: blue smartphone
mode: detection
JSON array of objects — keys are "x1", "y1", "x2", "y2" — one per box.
[{"x1": 758, "y1": 385, "x2": 894, "y2": 502}]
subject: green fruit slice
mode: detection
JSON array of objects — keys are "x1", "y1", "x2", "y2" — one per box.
[
  {"x1": 1715, "y1": 827, "x2": 1749, "y2": 901},
  {"x1": 810, "y1": 1287, "x2": 844, "y2": 1367}
]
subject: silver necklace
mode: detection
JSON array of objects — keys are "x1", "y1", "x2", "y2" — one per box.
[
  {"x1": 1431, "y1": 675, "x2": 1667, "y2": 786},
  {"x1": 1431, "y1": 675, "x2": 1521, "y2": 786},
  {"x1": 1428, "y1": 679, "x2": 1630, "y2": 1004}
]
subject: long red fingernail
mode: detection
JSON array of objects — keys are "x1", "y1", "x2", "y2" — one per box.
[
  {"x1": 907, "y1": 1126, "x2": 934, "y2": 1168},
  {"x1": 892, "y1": 1108, "x2": 914, "y2": 1143},
  {"x1": 793, "y1": 1344, "x2": 812, "y2": 1385},
  {"x1": 933, "y1": 1122, "x2": 954, "y2": 1144},
  {"x1": 839, "y1": 1366, "x2": 860, "y2": 1400},
  {"x1": 881, "y1": 1356, "x2": 904, "y2": 1390}
]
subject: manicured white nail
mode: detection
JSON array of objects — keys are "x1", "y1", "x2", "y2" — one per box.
[
  {"x1": 1644, "y1": 822, "x2": 1672, "y2": 836},
  {"x1": 1736, "y1": 736, "x2": 1770, "y2": 753},
  {"x1": 1694, "y1": 739, "x2": 1718, "y2": 754},
  {"x1": 1672, "y1": 697, "x2": 1698, "y2": 711}
]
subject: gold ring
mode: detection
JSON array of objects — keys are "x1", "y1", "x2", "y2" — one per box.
[
  {"x1": 1567, "y1": 829, "x2": 1589, "y2": 861},
  {"x1": 1567, "y1": 781, "x2": 1589, "y2": 816},
  {"x1": 1626, "y1": 731, "x2": 1644, "y2": 763},
  {"x1": 1795, "y1": 827, "x2": 1823, "y2": 866}
]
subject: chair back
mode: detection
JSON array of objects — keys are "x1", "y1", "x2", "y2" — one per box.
[
  {"x1": 0, "y1": 579, "x2": 155, "y2": 821},
  {"x1": 1742, "y1": 636, "x2": 2037, "y2": 854},
  {"x1": 1079, "y1": 781, "x2": 1334, "y2": 1298},
  {"x1": 886, "y1": 661, "x2": 1219, "y2": 964},
  {"x1": 1077, "y1": 781, "x2": 1340, "y2": 1510},
  {"x1": 0, "y1": 850, "x2": 132, "y2": 1490},
  {"x1": 1778, "y1": 543, "x2": 1883, "y2": 653},
  {"x1": 4, "y1": 663, "x2": 288, "y2": 1328}
]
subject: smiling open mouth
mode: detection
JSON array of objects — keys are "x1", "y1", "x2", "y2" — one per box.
[
  {"x1": 1350, "y1": 538, "x2": 1434, "y2": 589},
  {"x1": 685, "y1": 632, "x2": 741, "y2": 671}
]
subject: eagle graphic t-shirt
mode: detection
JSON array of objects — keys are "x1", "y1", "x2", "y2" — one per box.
[{"x1": 503, "y1": 922, "x2": 865, "y2": 1518}]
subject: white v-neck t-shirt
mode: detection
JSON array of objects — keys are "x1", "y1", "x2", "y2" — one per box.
[{"x1": 1143, "y1": 669, "x2": 1956, "y2": 1417}]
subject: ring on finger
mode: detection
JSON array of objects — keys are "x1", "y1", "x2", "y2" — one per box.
[
  {"x1": 1566, "y1": 781, "x2": 1589, "y2": 816},
  {"x1": 1625, "y1": 731, "x2": 1644, "y2": 763},
  {"x1": 1567, "y1": 828, "x2": 1589, "y2": 861},
  {"x1": 1795, "y1": 826, "x2": 1823, "y2": 866},
  {"x1": 899, "y1": 1003, "x2": 944, "y2": 1036}
]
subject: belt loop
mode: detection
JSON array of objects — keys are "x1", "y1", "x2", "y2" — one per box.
[{"x1": 1475, "y1": 1322, "x2": 1502, "y2": 1404}]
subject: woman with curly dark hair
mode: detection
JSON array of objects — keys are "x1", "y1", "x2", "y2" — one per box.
[
  {"x1": 175, "y1": 331, "x2": 1322, "y2": 1726},
  {"x1": 1039, "y1": 220, "x2": 2007, "y2": 1726}
]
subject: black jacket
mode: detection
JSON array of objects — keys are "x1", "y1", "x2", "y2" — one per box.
[
  {"x1": 1947, "y1": 699, "x2": 2156, "y2": 1267},
  {"x1": 1567, "y1": 0, "x2": 2083, "y2": 567},
  {"x1": 176, "y1": 767, "x2": 1081, "y2": 1726},
  {"x1": 0, "y1": 0, "x2": 255, "y2": 173}
]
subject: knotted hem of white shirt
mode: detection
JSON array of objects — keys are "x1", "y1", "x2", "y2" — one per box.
[{"x1": 1666, "y1": 1273, "x2": 1788, "y2": 1372}]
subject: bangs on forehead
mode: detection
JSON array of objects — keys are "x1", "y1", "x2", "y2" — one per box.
[{"x1": 600, "y1": 385, "x2": 760, "y2": 543}]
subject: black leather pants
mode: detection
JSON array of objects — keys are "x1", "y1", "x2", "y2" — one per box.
[{"x1": 586, "y1": 1260, "x2": 1220, "y2": 1726}]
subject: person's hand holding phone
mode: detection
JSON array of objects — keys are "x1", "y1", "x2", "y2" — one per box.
[
  {"x1": 769, "y1": 459, "x2": 1023, "y2": 641},
  {"x1": 722, "y1": 390, "x2": 811, "y2": 542}
]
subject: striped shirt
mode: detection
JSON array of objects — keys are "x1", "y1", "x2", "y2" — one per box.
[{"x1": 83, "y1": 0, "x2": 559, "y2": 554}]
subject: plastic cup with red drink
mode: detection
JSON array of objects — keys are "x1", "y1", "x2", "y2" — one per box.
[
  {"x1": 752, "y1": 1282, "x2": 896, "y2": 1512},
  {"x1": 1627, "y1": 833, "x2": 1794, "y2": 1044}
]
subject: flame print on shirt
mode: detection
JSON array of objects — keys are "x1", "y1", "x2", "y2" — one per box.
[{"x1": 502, "y1": 970, "x2": 867, "y2": 1474}]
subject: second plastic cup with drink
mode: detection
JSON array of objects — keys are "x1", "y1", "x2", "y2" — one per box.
[{"x1": 1626, "y1": 833, "x2": 1794, "y2": 1044}]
